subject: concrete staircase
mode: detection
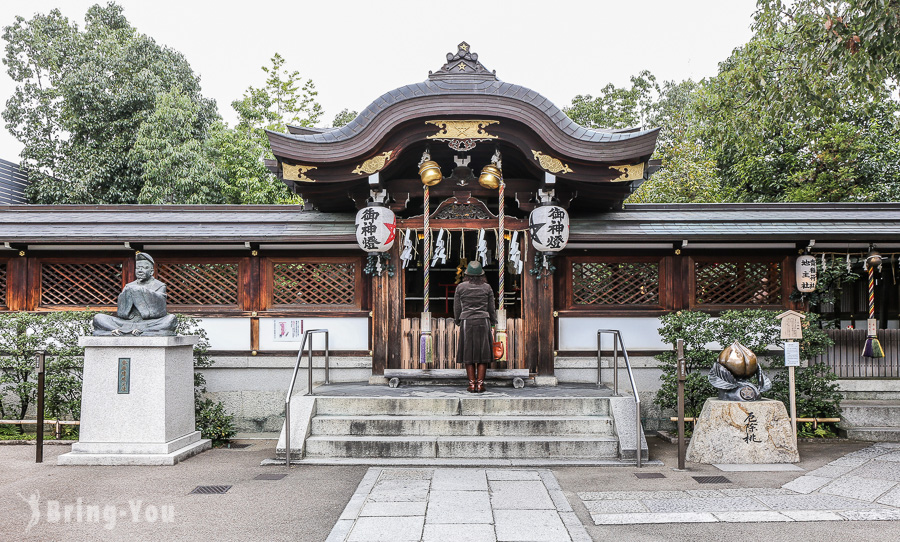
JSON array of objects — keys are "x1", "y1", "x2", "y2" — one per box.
[
  {"x1": 839, "y1": 400, "x2": 900, "y2": 442},
  {"x1": 273, "y1": 395, "x2": 648, "y2": 465}
]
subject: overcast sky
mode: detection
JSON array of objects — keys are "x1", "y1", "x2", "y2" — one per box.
[{"x1": 0, "y1": 0, "x2": 758, "y2": 160}]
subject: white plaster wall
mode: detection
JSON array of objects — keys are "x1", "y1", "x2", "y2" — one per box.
[
  {"x1": 258, "y1": 317, "x2": 369, "y2": 351},
  {"x1": 196, "y1": 317, "x2": 251, "y2": 351},
  {"x1": 558, "y1": 317, "x2": 666, "y2": 351}
]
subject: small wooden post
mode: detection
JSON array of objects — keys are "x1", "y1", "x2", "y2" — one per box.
[
  {"x1": 676, "y1": 339, "x2": 686, "y2": 470},
  {"x1": 35, "y1": 351, "x2": 45, "y2": 464}
]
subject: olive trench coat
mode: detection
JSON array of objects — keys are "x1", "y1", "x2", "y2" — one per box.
[{"x1": 453, "y1": 281, "x2": 498, "y2": 365}]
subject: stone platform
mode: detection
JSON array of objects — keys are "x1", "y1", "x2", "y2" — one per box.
[
  {"x1": 58, "y1": 335, "x2": 210, "y2": 466},
  {"x1": 686, "y1": 398, "x2": 799, "y2": 464}
]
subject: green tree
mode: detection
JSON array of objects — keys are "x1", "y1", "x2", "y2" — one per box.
[
  {"x1": 131, "y1": 89, "x2": 224, "y2": 204},
  {"x1": 3, "y1": 3, "x2": 217, "y2": 204},
  {"x1": 332, "y1": 108, "x2": 358, "y2": 127},
  {"x1": 564, "y1": 70, "x2": 659, "y2": 130}
]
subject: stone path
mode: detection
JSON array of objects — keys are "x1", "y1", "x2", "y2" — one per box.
[
  {"x1": 326, "y1": 468, "x2": 590, "y2": 542},
  {"x1": 584, "y1": 443, "x2": 900, "y2": 525}
]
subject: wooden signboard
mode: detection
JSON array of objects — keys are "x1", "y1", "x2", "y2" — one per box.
[{"x1": 777, "y1": 310, "x2": 805, "y2": 340}]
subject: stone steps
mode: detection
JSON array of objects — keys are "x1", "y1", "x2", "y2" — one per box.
[
  {"x1": 310, "y1": 414, "x2": 615, "y2": 437},
  {"x1": 303, "y1": 434, "x2": 620, "y2": 459},
  {"x1": 274, "y1": 394, "x2": 645, "y2": 464},
  {"x1": 839, "y1": 401, "x2": 900, "y2": 442}
]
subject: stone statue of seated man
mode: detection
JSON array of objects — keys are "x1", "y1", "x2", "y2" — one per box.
[{"x1": 93, "y1": 252, "x2": 177, "y2": 336}]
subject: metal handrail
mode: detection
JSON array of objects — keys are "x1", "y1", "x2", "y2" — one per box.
[
  {"x1": 597, "y1": 329, "x2": 642, "y2": 468},
  {"x1": 284, "y1": 329, "x2": 329, "y2": 467}
]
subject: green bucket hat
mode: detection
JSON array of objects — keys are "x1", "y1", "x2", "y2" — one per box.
[{"x1": 465, "y1": 261, "x2": 484, "y2": 276}]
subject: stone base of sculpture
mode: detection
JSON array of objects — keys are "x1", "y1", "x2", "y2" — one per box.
[
  {"x1": 58, "y1": 336, "x2": 210, "y2": 466},
  {"x1": 686, "y1": 398, "x2": 799, "y2": 464}
]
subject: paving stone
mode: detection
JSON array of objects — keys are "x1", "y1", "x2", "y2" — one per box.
[
  {"x1": 359, "y1": 501, "x2": 427, "y2": 516},
  {"x1": 325, "y1": 519, "x2": 354, "y2": 542},
  {"x1": 422, "y1": 523, "x2": 497, "y2": 542},
  {"x1": 487, "y1": 469, "x2": 542, "y2": 481},
  {"x1": 591, "y1": 512, "x2": 718, "y2": 525},
  {"x1": 583, "y1": 499, "x2": 648, "y2": 514},
  {"x1": 558, "y1": 511, "x2": 592, "y2": 542},
  {"x1": 838, "y1": 509, "x2": 900, "y2": 521},
  {"x1": 685, "y1": 489, "x2": 724, "y2": 497},
  {"x1": 490, "y1": 480, "x2": 556, "y2": 510},
  {"x1": 779, "y1": 510, "x2": 845, "y2": 522},
  {"x1": 828, "y1": 457, "x2": 872, "y2": 468},
  {"x1": 713, "y1": 511, "x2": 792, "y2": 522},
  {"x1": 367, "y1": 479, "x2": 431, "y2": 502},
  {"x1": 379, "y1": 468, "x2": 434, "y2": 480},
  {"x1": 578, "y1": 490, "x2": 687, "y2": 501},
  {"x1": 719, "y1": 488, "x2": 797, "y2": 497},
  {"x1": 547, "y1": 488, "x2": 573, "y2": 512},
  {"x1": 806, "y1": 465, "x2": 856, "y2": 478},
  {"x1": 426, "y1": 490, "x2": 493, "y2": 524},
  {"x1": 538, "y1": 470, "x2": 563, "y2": 491},
  {"x1": 755, "y1": 494, "x2": 879, "y2": 511},
  {"x1": 875, "y1": 486, "x2": 900, "y2": 507},
  {"x1": 339, "y1": 495, "x2": 368, "y2": 520},
  {"x1": 347, "y1": 516, "x2": 425, "y2": 542},
  {"x1": 431, "y1": 468, "x2": 488, "y2": 491},
  {"x1": 494, "y1": 509, "x2": 571, "y2": 541},
  {"x1": 873, "y1": 451, "x2": 900, "y2": 463},
  {"x1": 819, "y1": 475, "x2": 897, "y2": 502},
  {"x1": 847, "y1": 460, "x2": 900, "y2": 482},
  {"x1": 781, "y1": 475, "x2": 832, "y2": 494},
  {"x1": 642, "y1": 496, "x2": 768, "y2": 513}
]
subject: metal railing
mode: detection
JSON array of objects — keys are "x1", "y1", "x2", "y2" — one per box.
[
  {"x1": 284, "y1": 329, "x2": 329, "y2": 467},
  {"x1": 597, "y1": 329, "x2": 642, "y2": 467}
]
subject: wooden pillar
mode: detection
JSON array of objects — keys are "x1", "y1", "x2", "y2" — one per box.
[
  {"x1": 6, "y1": 253, "x2": 29, "y2": 311},
  {"x1": 522, "y1": 248, "x2": 555, "y2": 376},
  {"x1": 371, "y1": 243, "x2": 402, "y2": 374}
]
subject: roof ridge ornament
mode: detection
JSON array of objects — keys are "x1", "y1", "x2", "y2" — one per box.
[{"x1": 429, "y1": 42, "x2": 497, "y2": 80}]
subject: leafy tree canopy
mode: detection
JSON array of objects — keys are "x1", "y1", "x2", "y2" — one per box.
[{"x1": 3, "y1": 2, "x2": 217, "y2": 204}]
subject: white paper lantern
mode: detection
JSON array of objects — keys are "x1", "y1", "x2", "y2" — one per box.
[
  {"x1": 355, "y1": 204, "x2": 396, "y2": 253},
  {"x1": 529, "y1": 204, "x2": 569, "y2": 252},
  {"x1": 796, "y1": 254, "x2": 817, "y2": 293}
]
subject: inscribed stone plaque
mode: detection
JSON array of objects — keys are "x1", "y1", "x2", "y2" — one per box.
[{"x1": 117, "y1": 358, "x2": 130, "y2": 394}]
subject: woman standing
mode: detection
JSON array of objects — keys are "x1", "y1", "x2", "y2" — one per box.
[{"x1": 454, "y1": 261, "x2": 497, "y2": 393}]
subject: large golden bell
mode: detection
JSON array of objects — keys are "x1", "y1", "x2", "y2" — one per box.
[
  {"x1": 718, "y1": 341, "x2": 758, "y2": 378},
  {"x1": 478, "y1": 163, "x2": 502, "y2": 189},
  {"x1": 418, "y1": 160, "x2": 443, "y2": 186}
]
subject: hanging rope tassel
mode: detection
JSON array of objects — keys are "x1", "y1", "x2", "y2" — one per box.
[
  {"x1": 420, "y1": 185, "x2": 434, "y2": 366},
  {"x1": 861, "y1": 264, "x2": 885, "y2": 358},
  {"x1": 495, "y1": 182, "x2": 508, "y2": 364}
]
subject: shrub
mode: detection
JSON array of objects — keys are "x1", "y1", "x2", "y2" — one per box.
[{"x1": 654, "y1": 309, "x2": 840, "y2": 434}]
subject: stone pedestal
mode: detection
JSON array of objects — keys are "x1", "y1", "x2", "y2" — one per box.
[
  {"x1": 58, "y1": 336, "x2": 211, "y2": 466},
  {"x1": 686, "y1": 398, "x2": 799, "y2": 464}
]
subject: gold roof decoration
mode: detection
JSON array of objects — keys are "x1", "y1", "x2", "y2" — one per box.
[
  {"x1": 531, "y1": 150, "x2": 573, "y2": 174},
  {"x1": 610, "y1": 162, "x2": 645, "y2": 182},
  {"x1": 352, "y1": 151, "x2": 394, "y2": 175},
  {"x1": 282, "y1": 164, "x2": 317, "y2": 182}
]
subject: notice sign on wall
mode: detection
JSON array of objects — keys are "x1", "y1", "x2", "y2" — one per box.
[
  {"x1": 784, "y1": 341, "x2": 801, "y2": 367},
  {"x1": 274, "y1": 319, "x2": 304, "y2": 342}
]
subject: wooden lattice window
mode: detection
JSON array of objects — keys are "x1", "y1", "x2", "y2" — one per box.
[
  {"x1": 41, "y1": 262, "x2": 122, "y2": 307},
  {"x1": 272, "y1": 262, "x2": 357, "y2": 306},
  {"x1": 0, "y1": 262, "x2": 6, "y2": 307},
  {"x1": 572, "y1": 262, "x2": 660, "y2": 305},
  {"x1": 157, "y1": 262, "x2": 239, "y2": 306},
  {"x1": 693, "y1": 260, "x2": 783, "y2": 306}
]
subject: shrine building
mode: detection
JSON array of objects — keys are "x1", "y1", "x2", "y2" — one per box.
[{"x1": 1, "y1": 43, "x2": 900, "y2": 432}]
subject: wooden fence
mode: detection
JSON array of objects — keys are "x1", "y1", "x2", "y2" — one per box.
[
  {"x1": 400, "y1": 317, "x2": 525, "y2": 370},
  {"x1": 813, "y1": 328, "x2": 900, "y2": 378}
]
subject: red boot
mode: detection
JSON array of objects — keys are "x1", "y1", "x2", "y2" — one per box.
[
  {"x1": 465, "y1": 364, "x2": 476, "y2": 393},
  {"x1": 475, "y1": 363, "x2": 487, "y2": 393}
]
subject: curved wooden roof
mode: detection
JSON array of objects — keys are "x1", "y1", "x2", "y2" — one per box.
[{"x1": 267, "y1": 43, "x2": 659, "y2": 165}]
